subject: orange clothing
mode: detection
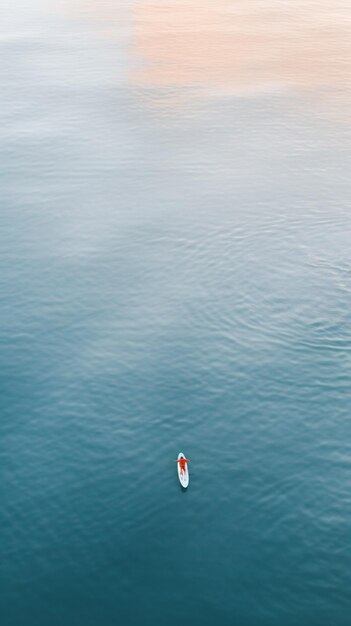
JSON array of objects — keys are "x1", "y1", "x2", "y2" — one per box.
[{"x1": 177, "y1": 458, "x2": 190, "y2": 472}]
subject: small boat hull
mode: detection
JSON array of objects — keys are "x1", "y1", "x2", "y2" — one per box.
[{"x1": 177, "y1": 452, "x2": 189, "y2": 488}]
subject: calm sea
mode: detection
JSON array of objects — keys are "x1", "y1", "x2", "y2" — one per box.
[{"x1": 1, "y1": 1, "x2": 351, "y2": 625}]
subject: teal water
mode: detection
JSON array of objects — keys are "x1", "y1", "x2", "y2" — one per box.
[{"x1": 1, "y1": 2, "x2": 351, "y2": 625}]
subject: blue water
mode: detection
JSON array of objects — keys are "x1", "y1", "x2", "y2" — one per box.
[{"x1": 1, "y1": 2, "x2": 351, "y2": 625}]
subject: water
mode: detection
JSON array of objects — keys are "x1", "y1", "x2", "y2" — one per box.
[{"x1": 1, "y1": 1, "x2": 351, "y2": 625}]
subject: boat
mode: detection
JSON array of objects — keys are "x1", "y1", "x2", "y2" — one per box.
[{"x1": 177, "y1": 452, "x2": 189, "y2": 488}]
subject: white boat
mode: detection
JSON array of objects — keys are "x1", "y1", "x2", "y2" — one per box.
[{"x1": 177, "y1": 452, "x2": 189, "y2": 488}]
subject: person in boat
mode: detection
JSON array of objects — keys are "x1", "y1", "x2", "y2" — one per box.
[{"x1": 176, "y1": 457, "x2": 190, "y2": 474}]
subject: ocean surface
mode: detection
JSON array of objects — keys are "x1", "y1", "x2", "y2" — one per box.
[{"x1": 1, "y1": 1, "x2": 351, "y2": 625}]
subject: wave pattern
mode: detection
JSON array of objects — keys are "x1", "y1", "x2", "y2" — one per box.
[{"x1": 1, "y1": 1, "x2": 351, "y2": 625}]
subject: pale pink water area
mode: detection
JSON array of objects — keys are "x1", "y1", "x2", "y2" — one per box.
[
  {"x1": 132, "y1": 0, "x2": 350, "y2": 93},
  {"x1": 70, "y1": 1, "x2": 350, "y2": 95}
]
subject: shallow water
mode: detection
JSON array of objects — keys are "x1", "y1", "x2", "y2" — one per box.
[{"x1": 1, "y1": 1, "x2": 351, "y2": 625}]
